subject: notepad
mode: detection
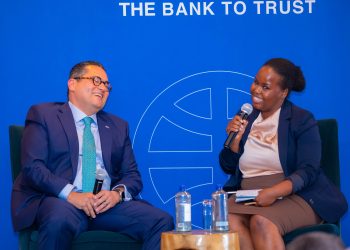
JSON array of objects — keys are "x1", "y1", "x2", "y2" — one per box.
[
  {"x1": 227, "y1": 189, "x2": 283, "y2": 203},
  {"x1": 229, "y1": 189, "x2": 261, "y2": 203}
]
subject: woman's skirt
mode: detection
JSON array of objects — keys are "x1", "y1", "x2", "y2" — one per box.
[{"x1": 228, "y1": 173, "x2": 321, "y2": 235}]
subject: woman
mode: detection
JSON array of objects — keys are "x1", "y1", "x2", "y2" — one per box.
[{"x1": 219, "y1": 58, "x2": 347, "y2": 250}]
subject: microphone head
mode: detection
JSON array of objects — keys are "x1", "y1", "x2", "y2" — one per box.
[
  {"x1": 95, "y1": 168, "x2": 106, "y2": 181},
  {"x1": 241, "y1": 103, "x2": 253, "y2": 115}
]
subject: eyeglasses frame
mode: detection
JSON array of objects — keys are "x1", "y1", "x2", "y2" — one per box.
[{"x1": 74, "y1": 76, "x2": 112, "y2": 92}]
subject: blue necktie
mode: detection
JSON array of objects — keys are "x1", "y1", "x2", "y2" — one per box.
[{"x1": 82, "y1": 117, "x2": 96, "y2": 193}]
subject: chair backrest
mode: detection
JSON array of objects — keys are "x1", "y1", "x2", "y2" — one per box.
[
  {"x1": 9, "y1": 125, "x2": 24, "y2": 183},
  {"x1": 317, "y1": 119, "x2": 340, "y2": 187}
]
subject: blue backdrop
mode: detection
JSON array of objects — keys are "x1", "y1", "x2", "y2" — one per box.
[{"x1": 1, "y1": 0, "x2": 349, "y2": 247}]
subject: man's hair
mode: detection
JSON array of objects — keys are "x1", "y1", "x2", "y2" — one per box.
[
  {"x1": 69, "y1": 61, "x2": 106, "y2": 79},
  {"x1": 67, "y1": 61, "x2": 106, "y2": 99},
  {"x1": 286, "y1": 232, "x2": 345, "y2": 250}
]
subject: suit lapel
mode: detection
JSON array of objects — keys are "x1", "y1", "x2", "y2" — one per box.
[
  {"x1": 57, "y1": 103, "x2": 79, "y2": 179},
  {"x1": 97, "y1": 112, "x2": 112, "y2": 173}
]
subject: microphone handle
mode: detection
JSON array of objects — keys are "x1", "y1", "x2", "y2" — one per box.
[
  {"x1": 89, "y1": 179, "x2": 104, "y2": 219},
  {"x1": 224, "y1": 131, "x2": 238, "y2": 149},
  {"x1": 93, "y1": 179, "x2": 103, "y2": 195}
]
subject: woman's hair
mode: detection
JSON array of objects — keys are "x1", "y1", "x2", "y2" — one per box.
[{"x1": 263, "y1": 58, "x2": 305, "y2": 94}]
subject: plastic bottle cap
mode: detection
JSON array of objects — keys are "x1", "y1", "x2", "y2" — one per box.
[
  {"x1": 179, "y1": 185, "x2": 186, "y2": 192},
  {"x1": 216, "y1": 184, "x2": 222, "y2": 190}
]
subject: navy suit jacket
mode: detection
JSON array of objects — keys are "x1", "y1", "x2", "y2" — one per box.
[
  {"x1": 220, "y1": 100, "x2": 348, "y2": 223},
  {"x1": 11, "y1": 102, "x2": 142, "y2": 231}
]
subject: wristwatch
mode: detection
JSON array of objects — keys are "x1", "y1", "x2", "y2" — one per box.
[{"x1": 114, "y1": 188, "x2": 125, "y2": 202}]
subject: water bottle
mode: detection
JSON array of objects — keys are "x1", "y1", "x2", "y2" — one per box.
[
  {"x1": 175, "y1": 185, "x2": 191, "y2": 231},
  {"x1": 212, "y1": 184, "x2": 229, "y2": 231}
]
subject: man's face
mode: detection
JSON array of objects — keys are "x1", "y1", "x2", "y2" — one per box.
[{"x1": 68, "y1": 65, "x2": 110, "y2": 115}]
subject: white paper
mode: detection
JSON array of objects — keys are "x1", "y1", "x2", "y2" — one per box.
[{"x1": 235, "y1": 189, "x2": 261, "y2": 203}]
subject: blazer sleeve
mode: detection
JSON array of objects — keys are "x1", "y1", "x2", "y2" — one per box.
[
  {"x1": 285, "y1": 111, "x2": 322, "y2": 193},
  {"x1": 21, "y1": 105, "x2": 71, "y2": 196},
  {"x1": 219, "y1": 148, "x2": 241, "y2": 175},
  {"x1": 108, "y1": 118, "x2": 143, "y2": 198}
]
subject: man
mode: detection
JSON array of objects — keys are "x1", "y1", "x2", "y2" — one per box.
[{"x1": 11, "y1": 61, "x2": 174, "y2": 249}]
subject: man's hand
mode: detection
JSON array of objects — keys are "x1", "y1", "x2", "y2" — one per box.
[
  {"x1": 93, "y1": 190, "x2": 122, "y2": 214},
  {"x1": 67, "y1": 192, "x2": 97, "y2": 218}
]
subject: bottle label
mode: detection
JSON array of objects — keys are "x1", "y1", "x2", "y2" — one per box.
[
  {"x1": 183, "y1": 203, "x2": 191, "y2": 222},
  {"x1": 177, "y1": 222, "x2": 185, "y2": 227},
  {"x1": 215, "y1": 221, "x2": 229, "y2": 226}
]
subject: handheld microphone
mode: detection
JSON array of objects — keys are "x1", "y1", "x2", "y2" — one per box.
[
  {"x1": 93, "y1": 169, "x2": 105, "y2": 195},
  {"x1": 224, "y1": 103, "x2": 253, "y2": 149}
]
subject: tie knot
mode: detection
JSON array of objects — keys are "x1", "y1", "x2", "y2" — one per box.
[{"x1": 83, "y1": 117, "x2": 94, "y2": 127}]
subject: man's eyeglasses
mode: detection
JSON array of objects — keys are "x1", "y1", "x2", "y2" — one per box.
[{"x1": 74, "y1": 76, "x2": 112, "y2": 92}]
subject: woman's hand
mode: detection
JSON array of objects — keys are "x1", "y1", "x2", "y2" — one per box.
[
  {"x1": 255, "y1": 180, "x2": 293, "y2": 207},
  {"x1": 226, "y1": 115, "x2": 248, "y2": 152},
  {"x1": 255, "y1": 188, "x2": 279, "y2": 207}
]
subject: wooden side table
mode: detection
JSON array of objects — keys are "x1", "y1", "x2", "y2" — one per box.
[{"x1": 161, "y1": 230, "x2": 240, "y2": 250}]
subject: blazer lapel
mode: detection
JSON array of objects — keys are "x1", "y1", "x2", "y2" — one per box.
[
  {"x1": 57, "y1": 103, "x2": 79, "y2": 179},
  {"x1": 97, "y1": 112, "x2": 112, "y2": 173},
  {"x1": 278, "y1": 101, "x2": 292, "y2": 174},
  {"x1": 243, "y1": 110, "x2": 259, "y2": 143}
]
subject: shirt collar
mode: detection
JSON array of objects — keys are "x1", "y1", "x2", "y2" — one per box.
[{"x1": 68, "y1": 101, "x2": 98, "y2": 125}]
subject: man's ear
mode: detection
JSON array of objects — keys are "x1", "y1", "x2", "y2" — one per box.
[{"x1": 68, "y1": 78, "x2": 76, "y2": 92}]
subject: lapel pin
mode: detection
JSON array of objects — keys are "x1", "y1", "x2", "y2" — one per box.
[{"x1": 105, "y1": 125, "x2": 110, "y2": 129}]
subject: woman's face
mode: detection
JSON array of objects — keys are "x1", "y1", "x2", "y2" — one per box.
[{"x1": 250, "y1": 65, "x2": 288, "y2": 119}]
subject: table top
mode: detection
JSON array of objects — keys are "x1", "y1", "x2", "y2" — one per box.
[
  {"x1": 161, "y1": 230, "x2": 240, "y2": 250},
  {"x1": 162, "y1": 229, "x2": 235, "y2": 235}
]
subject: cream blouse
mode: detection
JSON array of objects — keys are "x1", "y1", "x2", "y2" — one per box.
[{"x1": 239, "y1": 108, "x2": 283, "y2": 178}]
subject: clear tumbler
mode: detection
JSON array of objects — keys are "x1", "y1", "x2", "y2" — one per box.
[{"x1": 202, "y1": 199, "x2": 212, "y2": 230}]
